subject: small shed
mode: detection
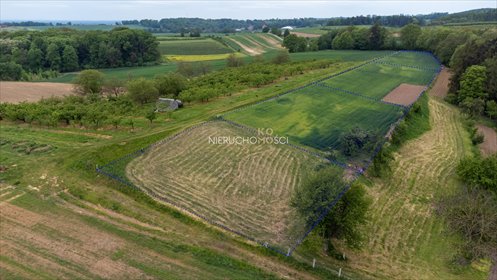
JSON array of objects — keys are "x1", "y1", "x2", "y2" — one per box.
[{"x1": 156, "y1": 98, "x2": 183, "y2": 112}]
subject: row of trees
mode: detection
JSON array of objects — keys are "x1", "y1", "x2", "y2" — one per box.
[
  {"x1": 283, "y1": 23, "x2": 391, "y2": 53},
  {"x1": 0, "y1": 28, "x2": 161, "y2": 81},
  {"x1": 0, "y1": 54, "x2": 323, "y2": 128}
]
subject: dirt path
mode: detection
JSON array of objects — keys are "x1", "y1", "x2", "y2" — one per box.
[
  {"x1": 0, "y1": 82, "x2": 74, "y2": 103},
  {"x1": 227, "y1": 38, "x2": 264, "y2": 55},
  {"x1": 430, "y1": 68, "x2": 451, "y2": 98},
  {"x1": 291, "y1": 31, "x2": 321, "y2": 38},
  {"x1": 476, "y1": 124, "x2": 497, "y2": 157}
]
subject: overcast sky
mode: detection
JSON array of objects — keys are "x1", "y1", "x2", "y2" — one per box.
[{"x1": 1, "y1": 0, "x2": 496, "y2": 21}]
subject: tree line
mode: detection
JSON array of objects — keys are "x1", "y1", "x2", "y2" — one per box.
[
  {"x1": 0, "y1": 28, "x2": 161, "y2": 81},
  {"x1": 0, "y1": 53, "x2": 332, "y2": 128}
]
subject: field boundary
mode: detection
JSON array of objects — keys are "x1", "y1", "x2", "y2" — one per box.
[
  {"x1": 96, "y1": 50, "x2": 442, "y2": 258},
  {"x1": 313, "y1": 83, "x2": 409, "y2": 108},
  {"x1": 221, "y1": 50, "x2": 400, "y2": 117}
]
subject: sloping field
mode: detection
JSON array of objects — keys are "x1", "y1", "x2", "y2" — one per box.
[
  {"x1": 320, "y1": 62, "x2": 436, "y2": 99},
  {"x1": 158, "y1": 38, "x2": 233, "y2": 55},
  {"x1": 124, "y1": 121, "x2": 330, "y2": 251},
  {"x1": 377, "y1": 51, "x2": 441, "y2": 70},
  {"x1": 225, "y1": 85, "x2": 404, "y2": 155},
  {"x1": 338, "y1": 98, "x2": 483, "y2": 279},
  {"x1": 0, "y1": 82, "x2": 74, "y2": 103},
  {"x1": 100, "y1": 51, "x2": 441, "y2": 256}
]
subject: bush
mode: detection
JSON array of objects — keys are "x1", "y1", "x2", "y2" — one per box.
[
  {"x1": 127, "y1": 78, "x2": 159, "y2": 104},
  {"x1": 74, "y1": 70, "x2": 104, "y2": 95},
  {"x1": 272, "y1": 50, "x2": 290, "y2": 64}
]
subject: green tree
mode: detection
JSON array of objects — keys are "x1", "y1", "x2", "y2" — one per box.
[
  {"x1": 331, "y1": 31, "x2": 354, "y2": 49},
  {"x1": 369, "y1": 23, "x2": 387, "y2": 50},
  {"x1": 74, "y1": 70, "x2": 105, "y2": 95},
  {"x1": 457, "y1": 156, "x2": 497, "y2": 193},
  {"x1": 484, "y1": 56, "x2": 497, "y2": 100},
  {"x1": 145, "y1": 109, "x2": 157, "y2": 124},
  {"x1": 340, "y1": 127, "x2": 378, "y2": 156},
  {"x1": 486, "y1": 100, "x2": 497, "y2": 120},
  {"x1": 271, "y1": 50, "x2": 290, "y2": 64},
  {"x1": 271, "y1": 27, "x2": 281, "y2": 36},
  {"x1": 291, "y1": 166, "x2": 345, "y2": 227},
  {"x1": 400, "y1": 23, "x2": 421, "y2": 49},
  {"x1": 0, "y1": 62, "x2": 22, "y2": 81},
  {"x1": 458, "y1": 65, "x2": 488, "y2": 103},
  {"x1": 226, "y1": 53, "x2": 244, "y2": 67},
  {"x1": 62, "y1": 45, "x2": 79, "y2": 72},
  {"x1": 292, "y1": 167, "x2": 371, "y2": 249},
  {"x1": 283, "y1": 34, "x2": 307, "y2": 53},
  {"x1": 127, "y1": 78, "x2": 159, "y2": 104},
  {"x1": 460, "y1": 97, "x2": 486, "y2": 117},
  {"x1": 283, "y1": 29, "x2": 290, "y2": 37},
  {"x1": 154, "y1": 73, "x2": 187, "y2": 97},
  {"x1": 46, "y1": 43, "x2": 61, "y2": 71},
  {"x1": 262, "y1": 26, "x2": 270, "y2": 33},
  {"x1": 27, "y1": 44, "x2": 43, "y2": 71},
  {"x1": 323, "y1": 183, "x2": 371, "y2": 249}
]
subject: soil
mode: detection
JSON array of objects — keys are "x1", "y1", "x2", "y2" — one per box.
[
  {"x1": 0, "y1": 82, "x2": 74, "y2": 104},
  {"x1": 429, "y1": 68, "x2": 451, "y2": 98},
  {"x1": 476, "y1": 124, "x2": 497, "y2": 157},
  {"x1": 228, "y1": 38, "x2": 264, "y2": 55},
  {"x1": 258, "y1": 34, "x2": 283, "y2": 48},
  {"x1": 382, "y1": 83, "x2": 426, "y2": 106},
  {"x1": 291, "y1": 32, "x2": 321, "y2": 38}
]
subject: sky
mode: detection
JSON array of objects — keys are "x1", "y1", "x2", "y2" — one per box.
[{"x1": 1, "y1": 0, "x2": 496, "y2": 21}]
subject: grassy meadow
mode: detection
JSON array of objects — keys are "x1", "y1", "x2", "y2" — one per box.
[{"x1": 225, "y1": 85, "x2": 404, "y2": 153}]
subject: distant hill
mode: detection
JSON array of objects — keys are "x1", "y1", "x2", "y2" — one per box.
[{"x1": 432, "y1": 8, "x2": 497, "y2": 24}]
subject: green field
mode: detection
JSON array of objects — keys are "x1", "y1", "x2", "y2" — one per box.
[
  {"x1": 121, "y1": 121, "x2": 329, "y2": 251},
  {"x1": 45, "y1": 50, "x2": 393, "y2": 83},
  {"x1": 158, "y1": 38, "x2": 233, "y2": 55},
  {"x1": 1, "y1": 62, "x2": 362, "y2": 279},
  {"x1": 225, "y1": 85, "x2": 404, "y2": 155},
  {"x1": 321, "y1": 62, "x2": 435, "y2": 99},
  {"x1": 379, "y1": 51, "x2": 441, "y2": 69}
]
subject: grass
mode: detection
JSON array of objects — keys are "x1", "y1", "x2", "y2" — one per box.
[
  {"x1": 0, "y1": 49, "x2": 485, "y2": 279},
  {"x1": 158, "y1": 38, "x2": 233, "y2": 55},
  {"x1": 224, "y1": 85, "x2": 404, "y2": 163},
  {"x1": 1, "y1": 61, "x2": 357, "y2": 279},
  {"x1": 165, "y1": 53, "x2": 245, "y2": 62},
  {"x1": 321, "y1": 60, "x2": 436, "y2": 99},
  {"x1": 45, "y1": 49, "x2": 393, "y2": 83},
  {"x1": 114, "y1": 121, "x2": 327, "y2": 251}
]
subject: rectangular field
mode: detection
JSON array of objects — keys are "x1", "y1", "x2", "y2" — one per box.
[
  {"x1": 123, "y1": 121, "x2": 334, "y2": 251},
  {"x1": 158, "y1": 38, "x2": 233, "y2": 55},
  {"x1": 319, "y1": 62, "x2": 435, "y2": 99},
  {"x1": 224, "y1": 85, "x2": 405, "y2": 160}
]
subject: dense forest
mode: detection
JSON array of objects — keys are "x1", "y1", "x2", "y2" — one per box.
[{"x1": 0, "y1": 28, "x2": 161, "y2": 81}]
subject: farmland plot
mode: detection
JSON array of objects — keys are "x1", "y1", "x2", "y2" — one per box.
[
  {"x1": 158, "y1": 38, "x2": 233, "y2": 55},
  {"x1": 121, "y1": 121, "x2": 332, "y2": 251},
  {"x1": 319, "y1": 62, "x2": 436, "y2": 99},
  {"x1": 100, "y1": 51, "x2": 441, "y2": 255},
  {"x1": 224, "y1": 85, "x2": 405, "y2": 163}
]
